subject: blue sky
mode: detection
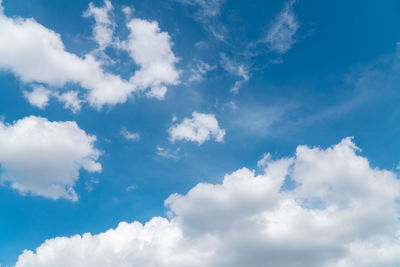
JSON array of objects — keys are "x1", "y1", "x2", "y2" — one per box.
[{"x1": 2, "y1": 0, "x2": 400, "y2": 266}]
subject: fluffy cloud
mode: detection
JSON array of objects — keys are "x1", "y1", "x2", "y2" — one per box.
[
  {"x1": 0, "y1": 116, "x2": 101, "y2": 201},
  {"x1": 0, "y1": 0, "x2": 179, "y2": 109},
  {"x1": 122, "y1": 19, "x2": 180, "y2": 96},
  {"x1": 169, "y1": 112, "x2": 225, "y2": 144},
  {"x1": 55, "y1": 91, "x2": 83, "y2": 113},
  {"x1": 23, "y1": 86, "x2": 51, "y2": 109},
  {"x1": 14, "y1": 138, "x2": 400, "y2": 266},
  {"x1": 265, "y1": 0, "x2": 299, "y2": 54},
  {"x1": 83, "y1": 0, "x2": 115, "y2": 50}
]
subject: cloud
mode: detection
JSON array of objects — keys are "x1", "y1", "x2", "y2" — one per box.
[
  {"x1": 83, "y1": 0, "x2": 115, "y2": 50},
  {"x1": 265, "y1": 0, "x2": 299, "y2": 54},
  {"x1": 188, "y1": 60, "x2": 216, "y2": 82},
  {"x1": 169, "y1": 112, "x2": 225, "y2": 144},
  {"x1": 0, "y1": 1, "x2": 179, "y2": 109},
  {"x1": 121, "y1": 18, "x2": 180, "y2": 95},
  {"x1": 156, "y1": 146, "x2": 180, "y2": 160},
  {"x1": 23, "y1": 86, "x2": 51, "y2": 109},
  {"x1": 14, "y1": 138, "x2": 400, "y2": 266},
  {"x1": 176, "y1": 0, "x2": 226, "y2": 40},
  {"x1": 120, "y1": 127, "x2": 140, "y2": 141},
  {"x1": 0, "y1": 116, "x2": 101, "y2": 201},
  {"x1": 220, "y1": 53, "x2": 250, "y2": 94},
  {"x1": 55, "y1": 91, "x2": 83, "y2": 113}
]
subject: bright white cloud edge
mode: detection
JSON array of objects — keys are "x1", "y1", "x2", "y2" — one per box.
[
  {"x1": 14, "y1": 137, "x2": 400, "y2": 266},
  {"x1": 0, "y1": 0, "x2": 180, "y2": 109},
  {"x1": 169, "y1": 112, "x2": 225, "y2": 144},
  {"x1": 0, "y1": 116, "x2": 101, "y2": 201}
]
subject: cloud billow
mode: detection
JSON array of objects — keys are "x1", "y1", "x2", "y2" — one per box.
[{"x1": 14, "y1": 138, "x2": 400, "y2": 266}]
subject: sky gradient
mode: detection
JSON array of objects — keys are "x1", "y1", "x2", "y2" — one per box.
[{"x1": 1, "y1": 0, "x2": 400, "y2": 266}]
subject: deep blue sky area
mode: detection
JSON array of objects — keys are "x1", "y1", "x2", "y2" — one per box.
[{"x1": 1, "y1": 0, "x2": 400, "y2": 265}]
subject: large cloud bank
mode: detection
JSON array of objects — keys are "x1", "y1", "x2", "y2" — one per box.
[
  {"x1": 14, "y1": 138, "x2": 400, "y2": 266},
  {"x1": 0, "y1": 116, "x2": 101, "y2": 201}
]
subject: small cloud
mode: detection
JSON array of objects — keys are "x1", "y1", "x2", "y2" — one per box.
[
  {"x1": 157, "y1": 146, "x2": 180, "y2": 160},
  {"x1": 188, "y1": 60, "x2": 216, "y2": 83},
  {"x1": 169, "y1": 112, "x2": 225, "y2": 144},
  {"x1": 125, "y1": 184, "x2": 137, "y2": 192},
  {"x1": 85, "y1": 178, "x2": 100, "y2": 192},
  {"x1": 220, "y1": 53, "x2": 250, "y2": 94},
  {"x1": 120, "y1": 127, "x2": 140, "y2": 141},
  {"x1": 55, "y1": 90, "x2": 83, "y2": 113},
  {"x1": 23, "y1": 86, "x2": 51, "y2": 109}
]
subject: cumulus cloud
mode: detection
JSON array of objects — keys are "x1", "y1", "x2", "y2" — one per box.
[
  {"x1": 0, "y1": 116, "x2": 101, "y2": 201},
  {"x1": 14, "y1": 138, "x2": 400, "y2": 266},
  {"x1": 0, "y1": 1, "x2": 179, "y2": 109},
  {"x1": 121, "y1": 19, "x2": 180, "y2": 94},
  {"x1": 23, "y1": 86, "x2": 51, "y2": 109},
  {"x1": 83, "y1": 0, "x2": 115, "y2": 50},
  {"x1": 169, "y1": 112, "x2": 225, "y2": 144},
  {"x1": 265, "y1": 0, "x2": 299, "y2": 54}
]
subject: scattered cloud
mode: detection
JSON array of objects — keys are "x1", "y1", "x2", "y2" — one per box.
[
  {"x1": 188, "y1": 60, "x2": 216, "y2": 83},
  {"x1": 125, "y1": 184, "x2": 137, "y2": 192},
  {"x1": 55, "y1": 91, "x2": 83, "y2": 113},
  {"x1": 83, "y1": 0, "x2": 115, "y2": 50},
  {"x1": 120, "y1": 127, "x2": 140, "y2": 141},
  {"x1": 23, "y1": 86, "x2": 51, "y2": 109},
  {"x1": 85, "y1": 177, "x2": 100, "y2": 192},
  {"x1": 14, "y1": 138, "x2": 400, "y2": 266},
  {"x1": 169, "y1": 112, "x2": 225, "y2": 144},
  {"x1": 220, "y1": 53, "x2": 250, "y2": 94},
  {"x1": 0, "y1": 116, "x2": 101, "y2": 201},
  {"x1": 265, "y1": 0, "x2": 299, "y2": 54},
  {"x1": 156, "y1": 146, "x2": 180, "y2": 160},
  {"x1": 0, "y1": 1, "x2": 179, "y2": 109}
]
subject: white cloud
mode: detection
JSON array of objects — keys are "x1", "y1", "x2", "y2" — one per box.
[
  {"x1": 257, "y1": 152, "x2": 271, "y2": 169},
  {"x1": 188, "y1": 60, "x2": 216, "y2": 82},
  {"x1": 23, "y1": 86, "x2": 51, "y2": 109},
  {"x1": 0, "y1": 116, "x2": 101, "y2": 201},
  {"x1": 120, "y1": 127, "x2": 140, "y2": 141},
  {"x1": 0, "y1": 1, "x2": 179, "y2": 109},
  {"x1": 169, "y1": 112, "x2": 225, "y2": 144},
  {"x1": 55, "y1": 91, "x2": 83, "y2": 113},
  {"x1": 85, "y1": 177, "x2": 99, "y2": 192},
  {"x1": 177, "y1": 0, "x2": 225, "y2": 17},
  {"x1": 83, "y1": 0, "x2": 115, "y2": 50},
  {"x1": 14, "y1": 138, "x2": 400, "y2": 266},
  {"x1": 265, "y1": 0, "x2": 299, "y2": 54},
  {"x1": 220, "y1": 53, "x2": 249, "y2": 94},
  {"x1": 156, "y1": 146, "x2": 180, "y2": 160},
  {"x1": 122, "y1": 18, "x2": 180, "y2": 93},
  {"x1": 125, "y1": 184, "x2": 137, "y2": 192},
  {"x1": 145, "y1": 86, "x2": 167, "y2": 100}
]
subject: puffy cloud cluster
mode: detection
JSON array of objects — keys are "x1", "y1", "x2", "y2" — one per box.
[
  {"x1": 169, "y1": 112, "x2": 225, "y2": 144},
  {"x1": 0, "y1": 116, "x2": 101, "y2": 201},
  {"x1": 0, "y1": 0, "x2": 179, "y2": 109},
  {"x1": 14, "y1": 138, "x2": 400, "y2": 266}
]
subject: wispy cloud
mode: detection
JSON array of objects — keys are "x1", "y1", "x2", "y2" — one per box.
[
  {"x1": 120, "y1": 127, "x2": 140, "y2": 141},
  {"x1": 264, "y1": 0, "x2": 299, "y2": 54}
]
